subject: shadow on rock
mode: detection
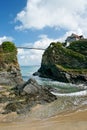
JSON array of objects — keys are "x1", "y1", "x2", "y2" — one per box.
[{"x1": 3, "y1": 78, "x2": 57, "y2": 115}]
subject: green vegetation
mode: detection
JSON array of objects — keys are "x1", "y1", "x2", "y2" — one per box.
[
  {"x1": 0, "y1": 41, "x2": 18, "y2": 69},
  {"x1": 43, "y1": 42, "x2": 87, "y2": 69},
  {"x1": 68, "y1": 40, "x2": 87, "y2": 55},
  {"x1": 56, "y1": 64, "x2": 87, "y2": 74},
  {"x1": 46, "y1": 42, "x2": 86, "y2": 61},
  {"x1": 2, "y1": 41, "x2": 17, "y2": 53},
  {"x1": 40, "y1": 38, "x2": 87, "y2": 83}
]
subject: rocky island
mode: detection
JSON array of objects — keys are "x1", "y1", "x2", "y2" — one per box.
[{"x1": 37, "y1": 34, "x2": 87, "y2": 84}]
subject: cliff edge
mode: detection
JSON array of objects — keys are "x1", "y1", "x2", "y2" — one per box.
[
  {"x1": 0, "y1": 41, "x2": 23, "y2": 86},
  {"x1": 38, "y1": 40, "x2": 87, "y2": 84}
]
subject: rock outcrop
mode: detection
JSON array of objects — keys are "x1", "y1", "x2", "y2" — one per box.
[
  {"x1": 0, "y1": 41, "x2": 57, "y2": 116},
  {"x1": 0, "y1": 78, "x2": 56, "y2": 115},
  {"x1": 38, "y1": 40, "x2": 87, "y2": 84},
  {"x1": 0, "y1": 41, "x2": 23, "y2": 86},
  {"x1": 15, "y1": 78, "x2": 56, "y2": 103}
]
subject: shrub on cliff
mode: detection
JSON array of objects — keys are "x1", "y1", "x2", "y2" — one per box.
[
  {"x1": 2, "y1": 41, "x2": 17, "y2": 54},
  {"x1": 68, "y1": 40, "x2": 87, "y2": 55},
  {"x1": 42, "y1": 42, "x2": 86, "y2": 69},
  {"x1": 0, "y1": 41, "x2": 17, "y2": 65}
]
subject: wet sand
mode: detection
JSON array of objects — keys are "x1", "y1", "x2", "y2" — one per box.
[
  {"x1": 0, "y1": 109, "x2": 87, "y2": 130},
  {"x1": 0, "y1": 84, "x2": 87, "y2": 130}
]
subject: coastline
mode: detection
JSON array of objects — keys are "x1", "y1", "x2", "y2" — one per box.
[
  {"x1": 0, "y1": 64, "x2": 87, "y2": 130},
  {"x1": 0, "y1": 82, "x2": 87, "y2": 130},
  {"x1": 0, "y1": 108, "x2": 87, "y2": 130}
]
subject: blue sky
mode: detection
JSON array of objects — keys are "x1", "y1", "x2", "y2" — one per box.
[{"x1": 0, "y1": 0, "x2": 87, "y2": 65}]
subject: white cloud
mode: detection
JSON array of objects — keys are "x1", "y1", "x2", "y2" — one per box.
[
  {"x1": 18, "y1": 30, "x2": 86, "y2": 66},
  {"x1": 0, "y1": 36, "x2": 13, "y2": 45},
  {"x1": 16, "y1": 0, "x2": 87, "y2": 65},
  {"x1": 15, "y1": 0, "x2": 87, "y2": 34},
  {"x1": 18, "y1": 34, "x2": 59, "y2": 65}
]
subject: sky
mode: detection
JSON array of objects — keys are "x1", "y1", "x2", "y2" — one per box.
[{"x1": 0, "y1": 0, "x2": 87, "y2": 65}]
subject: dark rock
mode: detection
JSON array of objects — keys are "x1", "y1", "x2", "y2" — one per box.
[
  {"x1": 33, "y1": 71, "x2": 40, "y2": 76},
  {"x1": 3, "y1": 78, "x2": 56, "y2": 115},
  {"x1": 38, "y1": 41, "x2": 87, "y2": 84},
  {"x1": 15, "y1": 78, "x2": 56, "y2": 101}
]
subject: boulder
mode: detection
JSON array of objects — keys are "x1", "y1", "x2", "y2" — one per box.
[
  {"x1": 2, "y1": 78, "x2": 56, "y2": 115},
  {"x1": 15, "y1": 78, "x2": 57, "y2": 103}
]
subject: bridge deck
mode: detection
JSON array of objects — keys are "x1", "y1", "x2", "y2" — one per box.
[{"x1": 17, "y1": 47, "x2": 45, "y2": 50}]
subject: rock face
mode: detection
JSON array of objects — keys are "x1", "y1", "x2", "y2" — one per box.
[
  {"x1": 15, "y1": 78, "x2": 56, "y2": 104},
  {"x1": 0, "y1": 41, "x2": 23, "y2": 86},
  {"x1": 38, "y1": 40, "x2": 87, "y2": 84},
  {"x1": 0, "y1": 78, "x2": 56, "y2": 115},
  {"x1": 0, "y1": 42, "x2": 56, "y2": 116}
]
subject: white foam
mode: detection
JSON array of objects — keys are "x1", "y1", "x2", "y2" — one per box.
[{"x1": 51, "y1": 90, "x2": 87, "y2": 97}]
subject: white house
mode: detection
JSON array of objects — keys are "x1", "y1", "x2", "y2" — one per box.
[{"x1": 65, "y1": 33, "x2": 84, "y2": 47}]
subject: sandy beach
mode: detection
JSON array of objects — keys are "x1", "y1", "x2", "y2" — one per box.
[
  {"x1": 0, "y1": 84, "x2": 87, "y2": 130},
  {"x1": 0, "y1": 108, "x2": 87, "y2": 130},
  {"x1": 0, "y1": 83, "x2": 87, "y2": 130}
]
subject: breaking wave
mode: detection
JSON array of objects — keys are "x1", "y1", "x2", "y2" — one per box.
[{"x1": 51, "y1": 90, "x2": 87, "y2": 97}]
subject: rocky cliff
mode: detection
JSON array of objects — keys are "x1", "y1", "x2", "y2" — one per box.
[
  {"x1": 0, "y1": 42, "x2": 57, "y2": 117},
  {"x1": 0, "y1": 41, "x2": 23, "y2": 86},
  {"x1": 38, "y1": 40, "x2": 87, "y2": 84}
]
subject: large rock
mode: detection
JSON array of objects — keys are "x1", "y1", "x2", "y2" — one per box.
[
  {"x1": 2, "y1": 78, "x2": 56, "y2": 115},
  {"x1": 15, "y1": 78, "x2": 56, "y2": 104},
  {"x1": 38, "y1": 41, "x2": 87, "y2": 84},
  {"x1": 0, "y1": 41, "x2": 23, "y2": 86}
]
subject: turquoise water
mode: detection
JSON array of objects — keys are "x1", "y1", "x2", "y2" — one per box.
[
  {"x1": 20, "y1": 65, "x2": 40, "y2": 81},
  {"x1": 20, "y1": 65, "x2": 87, "y2": 95},
  {"x1": 20, "y1": 65, "x2": 87, "y2": 115}
]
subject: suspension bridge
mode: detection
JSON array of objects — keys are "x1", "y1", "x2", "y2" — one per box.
[
  {"x1": 0, "y1": 47, "x2": 45, "y2": 56},
  {"x1": 17, "y1": 47, "x2": 46, "y2": 50}
]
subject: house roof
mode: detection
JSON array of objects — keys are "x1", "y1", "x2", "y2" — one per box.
[
  {"x1": 67, "y1": 33, "x2": 84, "y2": 39},
  {"x1": 71, "y1": 33, "x2": 80, "y2": 39}
]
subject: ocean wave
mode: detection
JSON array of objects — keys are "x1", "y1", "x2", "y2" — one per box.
[{"x1": 51, "y1": 90, "x2": 87, "y2": 97}]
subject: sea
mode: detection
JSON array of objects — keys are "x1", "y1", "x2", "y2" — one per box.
[
  {"x1": 20, "y1": 65, "x2": 87, "y2": 117},
  {"x1": 20, "y1": 65, "x2": 40, "y2": 81}
]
